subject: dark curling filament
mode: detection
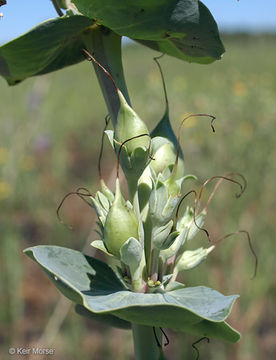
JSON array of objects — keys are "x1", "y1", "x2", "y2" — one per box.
[
  {"x1": 56, "y1": 188, "x2": 93, "y2": 230},
  {"x1": 83, "y1": 48, "x2": 119, "y2": 92},
  {"x1": 152, "y1": 327, "x2": 170, "y2": 348},
  {"x1": 193, "y1": 173, "x2": 247, "y2": 242},
  {"x1": 175, "y1": 113, "x2": 216, "y2": 168},
  {"x1": 212, "y1": 230, "x2": 258, "y2": 279},
  {"x1": 116, "y1": 133, "x2": 152, "y2": 179},
  {"x1": 192, "y1": 337, "x2": 210, "y2": 360}
]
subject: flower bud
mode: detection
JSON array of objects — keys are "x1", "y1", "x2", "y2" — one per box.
[
  {"x1": 103, "y1": 178, "x2": 139, "y2": 257},
  {"x1": 114, "y1": 91, "x2": 150, "y2": 199},
  {"x1": 176, "y1": 207, "x2": 206, "y2": 243},
  {"x1": 114, "y1": 91, "x2": 149, "y2": 154},
  {"x1": 150, "y1": 113, "x2": 184, "y2": 179},
  {"x1": 175, "y1": 247, "x2": 208, "y2": 271}
]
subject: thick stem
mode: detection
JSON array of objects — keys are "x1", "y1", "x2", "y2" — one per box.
[
  {"x1": 83, "y1": 25, "x2": 161, "y2": 359},
  {"x1": 82, "y1": 25, "x2": 130, "y2": 127},
  {"x1": 132, "y1": 324, "x2": 162, "y2": 360}
]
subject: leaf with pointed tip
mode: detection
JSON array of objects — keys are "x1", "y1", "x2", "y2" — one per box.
[
  {"x1": 0, "y1": 15, "x2": 93, "y2": 85},
  {"x1": 24, "y1": 245, "x2": 240, "y2": 342},
  {"x1": 72, "y1": 0, "x2": 224, "y2": 64}
]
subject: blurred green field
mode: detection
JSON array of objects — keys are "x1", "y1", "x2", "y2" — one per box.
[{"x1": 0, "y1": 34, "x2": 275, "y2": 360}]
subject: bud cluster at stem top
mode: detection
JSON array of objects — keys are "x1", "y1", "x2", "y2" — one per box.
[
  {"x1": 83, "y1": 50, "x2": 253, "y2": 293},
  {"x1": 89, "y1": 87, "x2": 217, "y2": 293}
]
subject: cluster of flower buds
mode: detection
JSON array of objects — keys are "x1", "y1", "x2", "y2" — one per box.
[{"x1": 81, "y1": 50, "x2": 256, "y2": 293}]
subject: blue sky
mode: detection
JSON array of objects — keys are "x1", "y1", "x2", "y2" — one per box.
[{"x1": 0, "y1": 0, "x2": 276, "y2": 44}]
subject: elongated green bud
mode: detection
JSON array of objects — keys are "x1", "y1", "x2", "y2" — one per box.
[
  {"x1": 103, "y1": 178, "x2": 139, "y2": 257},
  {"x1": 114, "y1": 91, "x2": 150, "y2": 200},
  {"x1": 82, "y1": 49, "x2": 149, "y2": 156},
  {"x1": 150, "y1": 114, "x2": 184, "y2": 179},
  {"x1": 114, "y1": 90, "x2": 149, "y2": 154},
  {"x1": 175, "y1": 247, "x2": 209, "y2": 271},
  {"x1": 151, "y1": 142, "x2": 182, "y2": 176},
  {"x1": 150, "y1": 56, "x2": 184, "y2": 179}
]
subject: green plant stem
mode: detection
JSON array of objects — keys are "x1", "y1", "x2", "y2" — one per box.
[
  {"x1": 82, "y1": 25, "x2": 130, "y2": 127},
  {"x1": 83, "y1": 27, "x2": 160, "y2": 359},
  {"x1": 132, "y1": 324, "x2": 162, "y2": 360}
]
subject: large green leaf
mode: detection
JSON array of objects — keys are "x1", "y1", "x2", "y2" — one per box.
[
  {"x1": 0, "y1": 15, "x2": 93, "y2": 85},
  {"x1": 0, "y1": 1, "x2": 223, "y2": 86},
  {"x1": 24, "y1": 246, "x2": 240, "y2": 342},
  {"x1": 72, "y1": 0, "x2": 224, "y2": 63}
]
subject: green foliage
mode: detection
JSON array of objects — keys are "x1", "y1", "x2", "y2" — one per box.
[
  {"x1": 24, "y1": 245, "x2": 240, "y2": 342},
  {"x1": 0, "y1": 1, "x2": 265, "y2": 358},
  {"x1": 0, "y1": 36, "x2": 275, "y2": 360},
  {"x1": 0, "y1": 0, "x2": 225, "y2": 87},
  {"x1": 73, "y1": 0, "x2": 224, "y2": 63},
  {"x1": 0, "y1": 15, "x2": 93, "y2": 85}
]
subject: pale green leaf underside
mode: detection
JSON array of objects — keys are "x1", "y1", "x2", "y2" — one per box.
[{"x1": 24, "y1": 245, "x2": 240, "y2": 342}]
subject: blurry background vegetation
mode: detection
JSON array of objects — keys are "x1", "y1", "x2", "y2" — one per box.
[{"x1": 0, "y1": 34, "x2": 275, "y2": 360}]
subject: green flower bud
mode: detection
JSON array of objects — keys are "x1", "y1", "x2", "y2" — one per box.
[
  {"x1": 175, "y1": 247, "x2": 209, "y2": 271},
  {"x1": 151, "y1": 142, "x2": 184, "y2": 178},
  {"x1": 160, "y1": 230, "x2": 186, "y2": 261},
  {"x1": 149, "y1": 177, "x2": 180, "y2": 228},
  {"x1": 114, "y1": 91, "x2": 150, "y2": 199},
  {"x1": 152, "y1": 220, "x2": 174, "y2": 250},
  {"x1": 103, "y1": 178, "x2": 139, "y2": 257},
  {"x1": 150, "y1": 56, "x2": 184, "y2": 180},
  {"x1": 164, "y1": 172, "x2": 182, "y2": 197},
  {"x1": 176, "y1": 207, "x2": 206, "y2": 243},
  {"x1": 114, "y1": 91, "x2": 149, "y2": 154},
  {"x1": 150, "y1": 113, "x2": 184, "y2": 179}
]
